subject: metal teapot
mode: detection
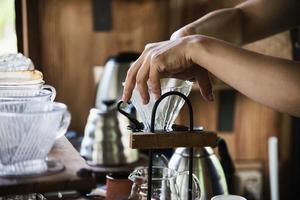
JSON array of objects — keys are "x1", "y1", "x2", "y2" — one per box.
[
  {"x1": 81, "y1": 52, "x2": 140, "y2": 166},
  {"x1": 168, "y1": 146, "x2": 229, "y2": 200},
  {"x1": 80, "y1": 100, "x2": 139, "y2": 165}
]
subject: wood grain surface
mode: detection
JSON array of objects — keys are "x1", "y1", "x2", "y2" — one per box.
[
  {"x1": 0, "y1": 137, "x2": 96, "y2": 196},
  {"x1": 130, "y1": 131, "x2": 218, "y2": 149},
  {"x1": 31, "y1": 0, "x2": 170, "y2": 133}
]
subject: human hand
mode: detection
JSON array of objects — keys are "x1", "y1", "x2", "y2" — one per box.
[
  {"x1": 171, "y1": 23, "x2": 214, "y2": 103},
  {"x1": 122, "y1": 35, "x2": 213, "y2": 104},
  {"x1": 170, "y1": 24, "x2": 195, "y2": 40}
]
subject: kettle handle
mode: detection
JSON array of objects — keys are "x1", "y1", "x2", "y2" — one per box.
[
  {"x1": 217, "y1": 138, "x2": 235, "y2": 193},
  {"x1": 117, "y1": 101, "x2": 144, "y2": 131}
]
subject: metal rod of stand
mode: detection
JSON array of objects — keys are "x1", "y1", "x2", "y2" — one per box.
[
  {"x1": 188, "y1": 147, "x2": 194, "y2": 200},
  {"x1": 147, "y1": 150, "x2": 153, "y2": 200},
  {"x1": 150, "y1": 91, "x2": 195, "y2": 200}
]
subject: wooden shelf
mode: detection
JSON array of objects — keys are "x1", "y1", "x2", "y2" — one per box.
[
  {"x1": 0, "y1": 137, "x2": 96, "y2": 196},
  {"x1": 130, "y1": 130, "x2": 219, "y2": 149}
]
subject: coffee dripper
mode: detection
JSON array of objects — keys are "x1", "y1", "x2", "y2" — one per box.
[{"x1": 118, "y1": 87, "x2": 220, "y2": 200}]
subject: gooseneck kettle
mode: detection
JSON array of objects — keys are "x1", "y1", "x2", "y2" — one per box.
[{"x1": 80, "y1": 52, "x2": 140, "y2": 165}]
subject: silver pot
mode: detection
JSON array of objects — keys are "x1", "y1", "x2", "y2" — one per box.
[
  {"x1": 81, "y1": 53, "x2": 140, "y2": 166},
  {"x1": 95, "y1": 52, "x2": 140, "y2": 108},
  {"x1": 167, "y1": 146, "x2": 231, "y2": 200},
  {"x1": 80, "y1": 102, "x2": 139, "y2": 165}
]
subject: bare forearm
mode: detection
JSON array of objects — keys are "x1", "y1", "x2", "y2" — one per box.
[
  {"x1": 190, "y1": 37, "x2": 300, "y2": 117},
  {"x1": 178, "y1": 8, "x2": 244, "y2": 45},
  {"x1": 173, "y1": 0, "x2": 300, "y2": 45},
  {"x1": 237, "y1": 0, "x2": 300, "y2": 43}
]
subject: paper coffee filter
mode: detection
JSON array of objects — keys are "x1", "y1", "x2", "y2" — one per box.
[{"x1": 131, "y1": 78, "x2": 193, "y2": 131}]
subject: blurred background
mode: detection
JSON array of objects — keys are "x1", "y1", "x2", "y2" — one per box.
[{"x1": 0, "y1": 0, "x2": 299, "y2": 199}]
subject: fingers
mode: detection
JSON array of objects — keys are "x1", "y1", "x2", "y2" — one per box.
[
  {"x1": 122, "y1": 55, "x2": 145, "y2": 103},
  {"x1": 123, "y1": 39, "x2": 194, "y2": 104},
  {"x1": 196, "y1": 68, "x2": 214, "y2": 101},
  {"x1": 136, "y1": 58, "x2": 150, "y2": 104},
  {"x1": 123, "y1": 43, "x2": 159, "y2": 104},
  {"x1": 149, "y1": 63, "x2": 162, "y2": 100},
  {"x1": 136, "y1": 53, "x2": 162, "y2": 104}
]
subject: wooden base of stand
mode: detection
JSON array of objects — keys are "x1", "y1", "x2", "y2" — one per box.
[{"x1": 130, "y1": 130, "x2": 218, "y2": 149}]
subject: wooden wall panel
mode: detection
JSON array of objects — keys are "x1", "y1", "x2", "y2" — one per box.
[
  {"x1": 36, "y1": 0, "x2": 170, "y2": 132},
  {"x1": 27, "y1": 0, "x2": 293, "y2": 198},
  {"x1": 234, "y1": 94, "x2": 282, "y2": 160},
  {"x1": 169, "y1": 0, "x2": 224, "y2": 33}
]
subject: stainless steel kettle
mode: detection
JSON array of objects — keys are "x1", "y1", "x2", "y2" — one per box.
[
  {"x1": 81, "y1": 52, "x2": 140, "y2": 166},
  {"x1": 168, "y1": 139, "x2": 235, "y2": 200},
  {"x1": 80, "y1": 101, "x2": 139, "y2": 165},
  {"x1": 96, "y1": 52, "x2": 140, "y2": 109}
]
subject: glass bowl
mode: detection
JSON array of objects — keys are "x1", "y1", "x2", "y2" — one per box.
[
  {"x1": 0, "y1": 101, "x2": 71, "y2": 177},
  {"x1": 0, "y1": 80, "x2": 46, "y2": 91},
  {"x1": 0, "y1": 86, "x2": 56, "y2": 102}
]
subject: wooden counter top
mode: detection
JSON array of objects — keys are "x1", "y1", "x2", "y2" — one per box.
[{"x1": 0, "y1": 137, "x2": 96, "y2": 196}]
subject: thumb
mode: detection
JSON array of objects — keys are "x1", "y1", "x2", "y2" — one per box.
[{"x1": 196, "y1": 69, "x2": 214, "y2": 101}]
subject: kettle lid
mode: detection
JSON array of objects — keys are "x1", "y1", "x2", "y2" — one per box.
[{"x1": 92, "y1": 100, "x2": 118, "y2": 115}]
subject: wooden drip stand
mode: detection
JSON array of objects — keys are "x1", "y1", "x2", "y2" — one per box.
[{"x1": 118, "y1": 91, "x2": 219, "y2": 200}]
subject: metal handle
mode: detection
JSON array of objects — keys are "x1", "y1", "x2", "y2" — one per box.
[
  {"x1": 217, "y1": 137, "x2": 235, "y2": 193},
  {"x1": 149, "y1": 91, "x2": 194, "y2": 200},
  {"x1": 55, "y1": 110, "x2": 71, "y2": 139},
  {"x1": 150, "y1": 91, "x2": 194, "y2": 132},
  {"x1": 117, "y1": 101, "x2": 144, "y2": 131}
]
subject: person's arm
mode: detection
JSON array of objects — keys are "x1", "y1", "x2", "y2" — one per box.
[
  {"x1": 172, "y1": 0, "x2": 300, "y2": 45},
  {"x1": 189, "y1": 36, "x2": 300, "y2": 117},
  {"x1": 122, "y1": 36, "x2": 300, "y2": 117}
]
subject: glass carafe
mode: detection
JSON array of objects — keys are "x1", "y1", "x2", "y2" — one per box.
[{"x1": 128, "y1": 166, "x2": 201, "y2": 200}]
